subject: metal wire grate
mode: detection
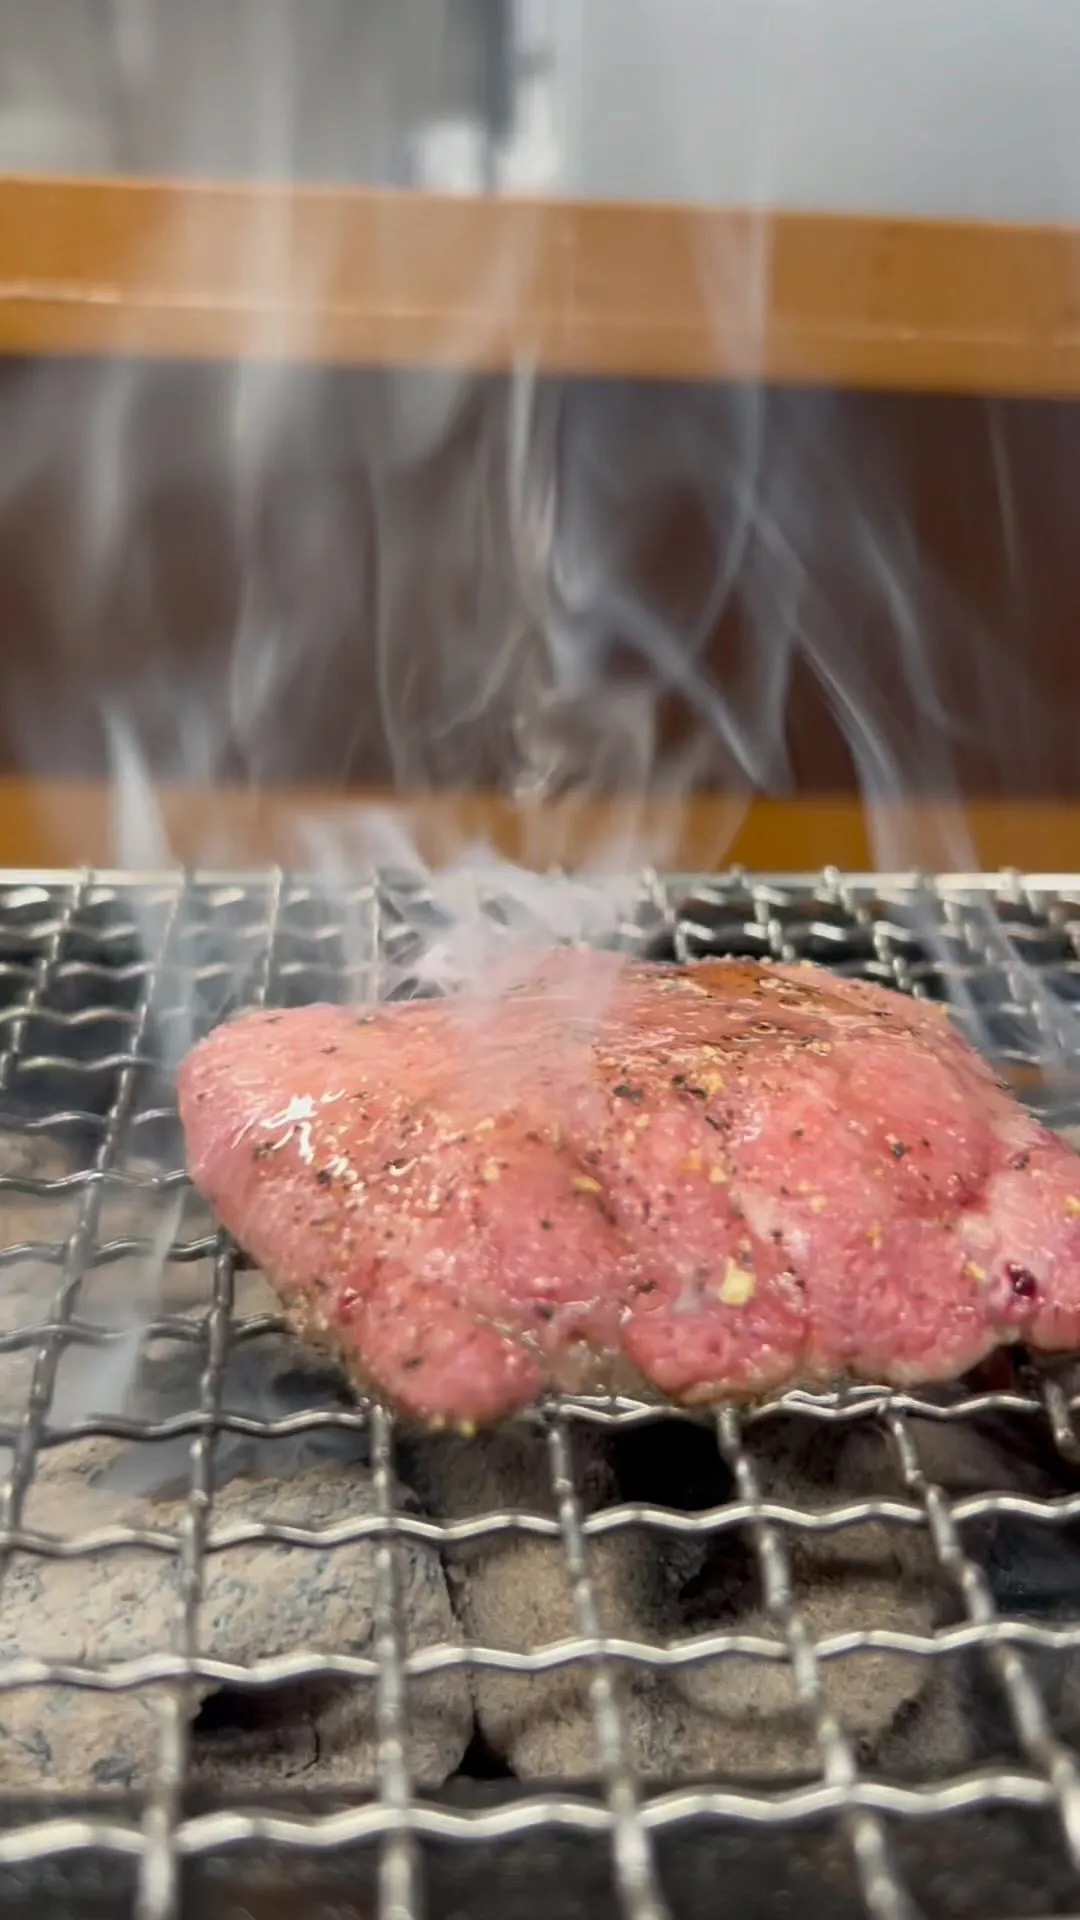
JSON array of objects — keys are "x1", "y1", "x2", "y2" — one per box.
[{"x1": 2, "y1": 867, "x2": 1080, "y2": 1920}]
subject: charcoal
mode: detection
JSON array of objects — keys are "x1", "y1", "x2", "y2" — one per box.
[
  {"x1": 658, "y1": 1419, "x2": 953, "y2": 1777},
  {"x1": 0, "y1": 1435, "x2": 473, "y2": 1794},
  {"x1": 409, "y1": 1408, "x2": 1072, "y2": 1785},
  {"x1": 408, "y1": 1423, "x2": 935, "y2": 1781},
  {"x1": 409, "y1": 1425, "x2": 678, "y2": 1781}
]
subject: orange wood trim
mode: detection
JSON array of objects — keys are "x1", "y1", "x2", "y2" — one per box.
[
  {"x1": 4, "y1": 783, "x2": 1080, "y2": 875},
  {"x1": 2, "y1": 178, "x2": 1080, "y2": 394}
]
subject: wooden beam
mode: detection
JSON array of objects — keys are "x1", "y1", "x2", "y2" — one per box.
[
  {"x1": 2, "y1": 178, "x2": 1080, "y2": 394},
  {"x1": 5, "y1": 783, "x2": 1080, "y2": 876}
]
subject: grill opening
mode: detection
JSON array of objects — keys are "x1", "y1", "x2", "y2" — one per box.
[{"x1": 3, "y1": 868, "x2": 1080, "y2": 1920}]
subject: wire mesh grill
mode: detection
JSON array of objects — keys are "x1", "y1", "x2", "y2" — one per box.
[{"x1": 2, "y1": 867, "x2": 1080, "y2": 1920}]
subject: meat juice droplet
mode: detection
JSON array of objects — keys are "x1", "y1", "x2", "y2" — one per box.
[{"x1": 1005, "y1": 1262, "x2": 1039, "y2": 1301}]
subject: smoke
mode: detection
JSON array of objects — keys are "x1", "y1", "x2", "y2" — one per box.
[{"x1": 1, "y1": 2, "x2": 1077, "y2": 1445}]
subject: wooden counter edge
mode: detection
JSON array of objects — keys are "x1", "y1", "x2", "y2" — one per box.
[
  {"x1": 4, "y1": 784, "x2": 1080, "y2": 875},
  {"x1": 2, "y1": 177, "x2": 1080, "y2": 394}
]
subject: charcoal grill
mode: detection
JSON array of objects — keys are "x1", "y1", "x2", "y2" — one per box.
[{"x1": 3, "y1": 867, "x2": 1080, "y2": 1920}]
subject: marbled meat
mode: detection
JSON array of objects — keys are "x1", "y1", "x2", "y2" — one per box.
[{"x1": 177, "y1": 951, "x2": 1080, "y2": 1426}]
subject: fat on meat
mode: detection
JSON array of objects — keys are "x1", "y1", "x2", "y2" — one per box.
[{"x1": 176, "y1": 951, "x2": 1080, "y2": 1427}]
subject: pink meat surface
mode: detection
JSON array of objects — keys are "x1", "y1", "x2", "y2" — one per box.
[{"x1": 177, "y1": 951, "x2": 1080, "y2": 1427}]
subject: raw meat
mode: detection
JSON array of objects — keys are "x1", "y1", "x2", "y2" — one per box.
[{"x1": 177, "y1": 951, "x2": 1080, "y2": 1427}]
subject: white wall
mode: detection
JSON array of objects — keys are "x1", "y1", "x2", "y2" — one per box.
[
  {"x1": 550, "y1": 0, "x2": 1080, "y2": 222},
  {"x1": 5, "y1": 0, "x2": 1080, "y2": 225}
]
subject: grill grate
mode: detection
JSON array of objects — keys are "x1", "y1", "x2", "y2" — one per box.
[{"x1": 2, "y1": 868, "x2": 1080, "y2": 1920}]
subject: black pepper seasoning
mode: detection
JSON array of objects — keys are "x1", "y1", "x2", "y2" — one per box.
[{"x1": 1005, "y1": 1262, "x2": 1038, "y2": 1300}]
